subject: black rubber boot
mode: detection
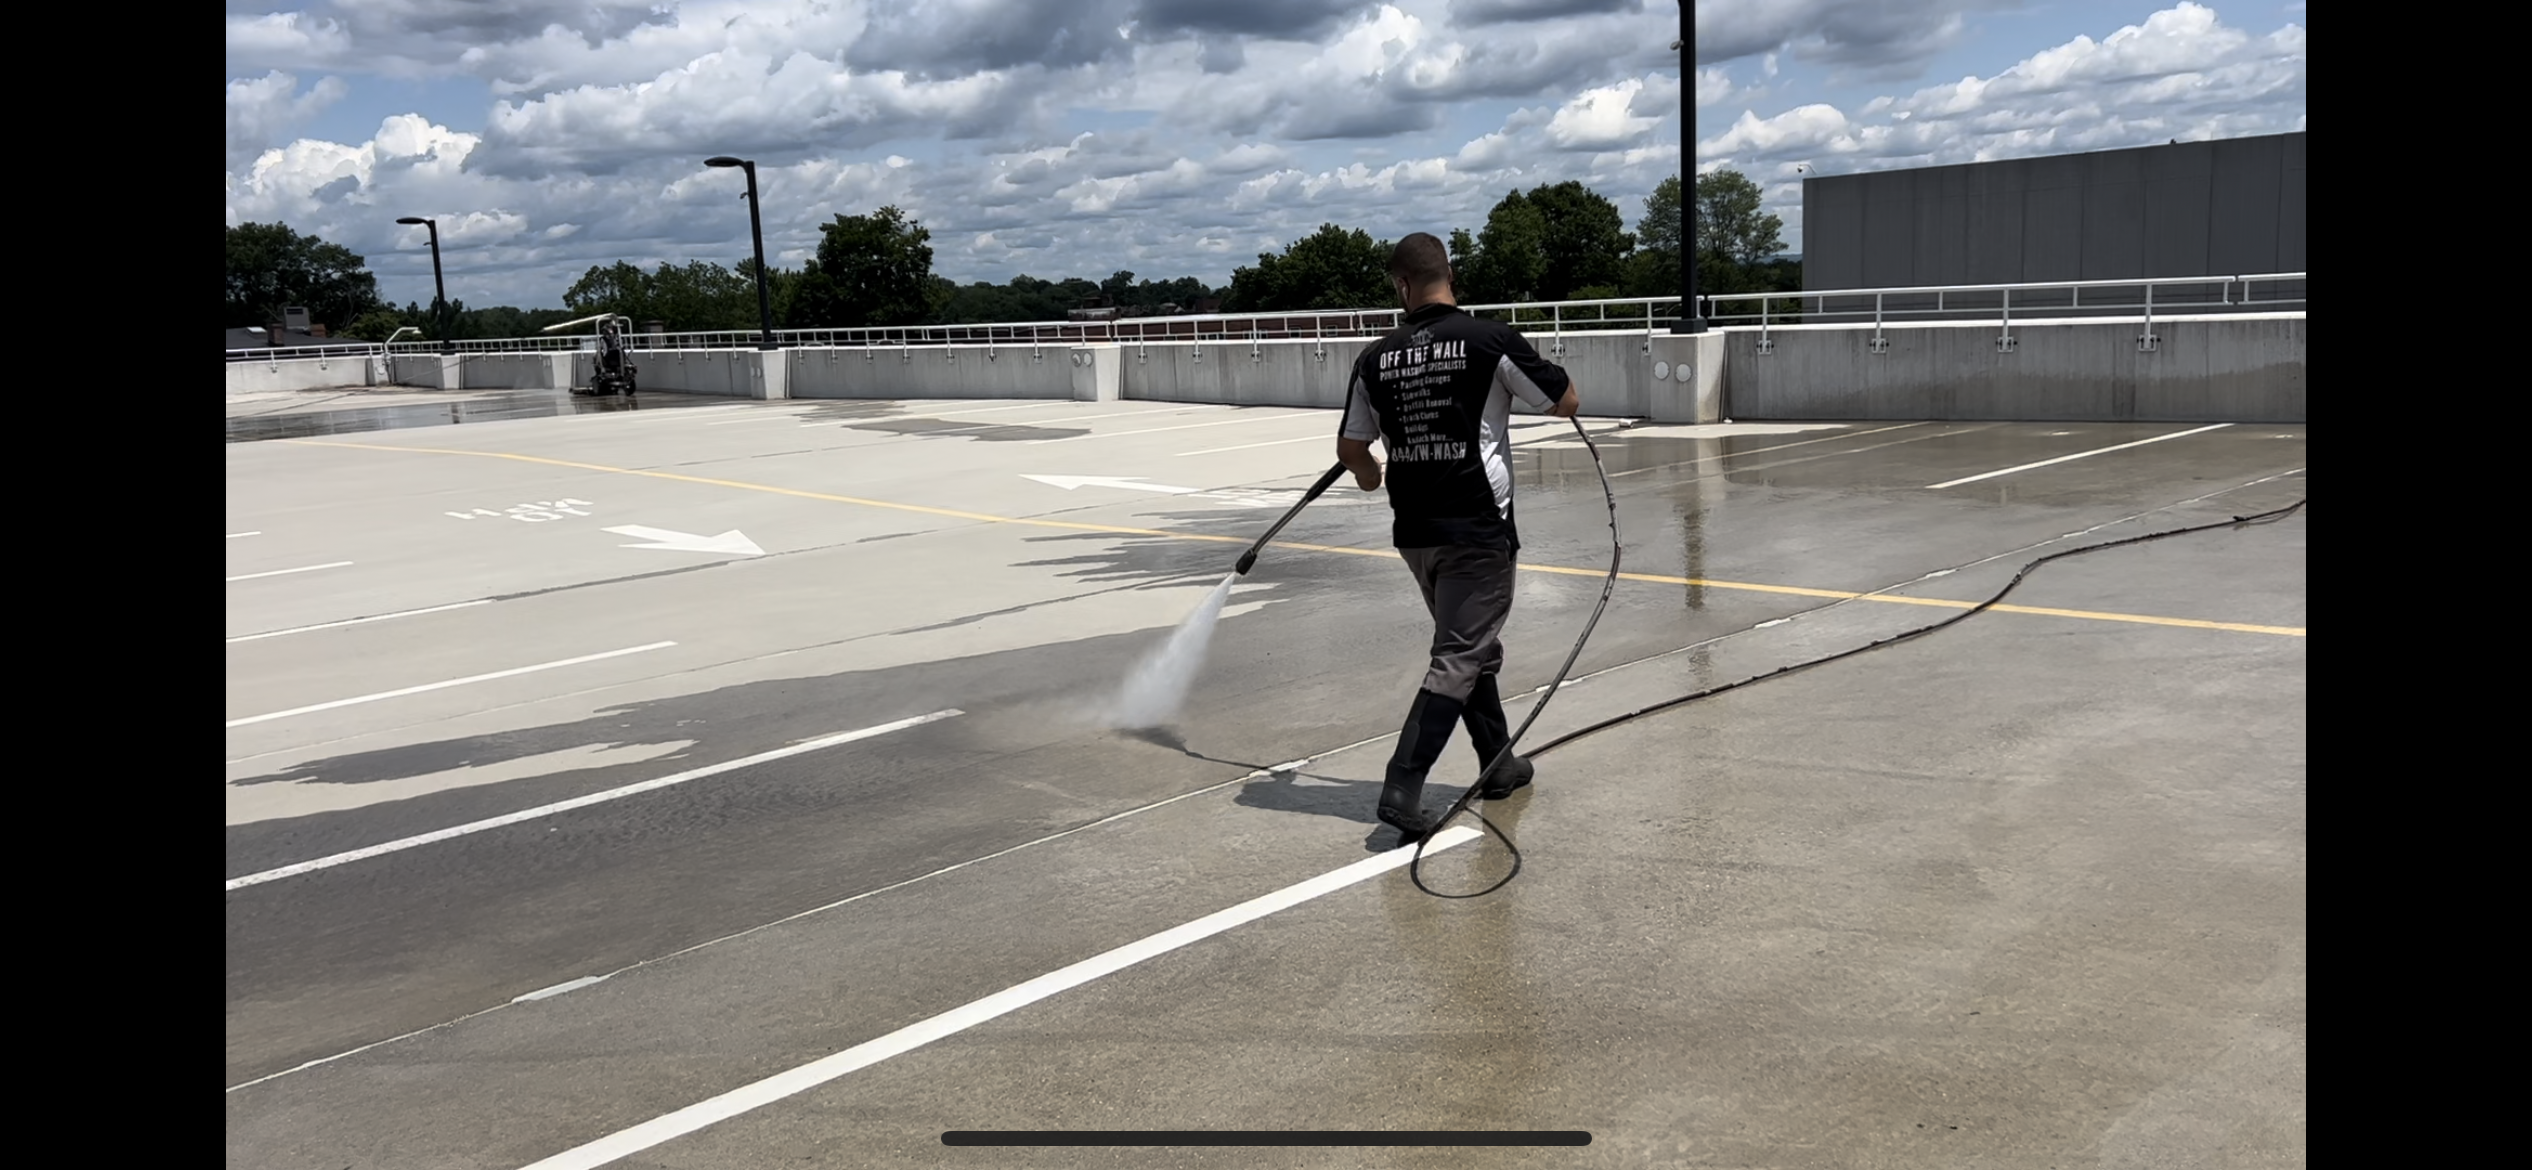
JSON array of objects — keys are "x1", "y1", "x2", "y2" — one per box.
[
  {"x1": 1379, "y1": 689, "x2": 1464, "y2": 844},
  {"x1": 1463, "y1": 674, "x2": 1535, "y2": 799}
]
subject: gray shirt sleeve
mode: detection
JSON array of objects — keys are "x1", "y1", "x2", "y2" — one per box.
[{"x1": 1340, "y1": 363, "x2": 1382, "y2": 442}]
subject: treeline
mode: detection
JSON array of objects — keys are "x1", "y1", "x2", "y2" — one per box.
[
  {"x1": 555, "y1": 207, "x2": 1227, "y2": 334},
  {"x1": 226, "y1": 169, "x2": 1799, "y2": 342}
]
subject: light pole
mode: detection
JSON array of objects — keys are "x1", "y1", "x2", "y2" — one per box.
[
  {"x1": 1671, "y1": 0, "x2": 1705, "y2": 334},
  {"x1": 395, "y1": 216, "x2": 454, "y2": 352},
  {"x1": 706, "y1": 157, "x2": 780, "y2": 349}
]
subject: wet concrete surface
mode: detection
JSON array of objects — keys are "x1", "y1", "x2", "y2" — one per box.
[
  {"x1": 224, "y1": 399, "x2": 2305, "y2": 1167},
  {"x1": 223, "y1": 387, "x2": 739, "y2": 442}
]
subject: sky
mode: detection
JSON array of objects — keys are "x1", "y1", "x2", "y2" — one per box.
[{"x1": 224, "y1": 1, "x2": 2308, "y2": 311}]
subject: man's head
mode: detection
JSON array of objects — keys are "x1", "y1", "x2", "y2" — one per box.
[{"x1": 1387, "y1": 232, "x2": 1453, "y2": 306}]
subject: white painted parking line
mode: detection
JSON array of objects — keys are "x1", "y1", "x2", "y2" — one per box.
[
  {"x1": 1027, "y1": 411, "x2": 1324, "y2": 445},
  {"x1": 223, "y1": 709, "x2": 963, "y2": 891},
  {"x1": 704, "y1": 414, "x2": 818, "y2": 426},
  {"x1": 1926, "y1": 424, "x2": 2233, "y2": 489},
  {"x1": 227, "y1": 561, "x2": 352, "y2": 582},
  {"x1": 511, "y1": 824, "x2": 1481, "y2": 1170},
  {"x1": 224, "y1": 641, "x2": 677, "y2": 729},
  {"x1": 1601, "y1": 423, "x2": 1925, "y2": 478},
  {"x1": 1176, "y1": 433, "x2": 1340, "y2": 457},
  {"x1": 228, "y1": 599, "x2": 495, "y2": 644},
  {"x1": 227, "y1": 531, "x2": 262, "y2": 539}
]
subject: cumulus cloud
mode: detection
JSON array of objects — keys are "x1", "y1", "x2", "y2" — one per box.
[
  {"x1": 1699, "y1": 3, "x2": 2304, "y2": 170},
  {"x1": 228, "y1": 0, "x2": 681, "y2": 83},
  {"x1": 1450, "y1": 0, "x2": 1639, "y2": 23},
  {"x1": 225, "y1": 11, "x2": 354, "y2": 69},
  {"x1": 227, "y1": 71, "x2": 349, "y2": 168},
  {"x1": 222, "y1": 2, "x2": 1697, "y2": 307},
  {"x1": 472, "y1": 52, "x2": 1040, "y2": 178},
  {"x1": 222, "y1": 0, "x2": 2296, "y2": 311},
  {"x1": 1692, "y1": 0, "x2": 2021, "y2": 75},
  {"x1": 1207, "y1": 143, "x2": 1291, "y2": 174},
  {"x1": 1546, "y1": 79, "x2": 1663, "y2": 151},
  {"x1": 844, "y1": 0, "x2": 1373, "y2": 78},
  {"x1": 1122, "y1": 1, "x2": 1676, "y2": 142}
]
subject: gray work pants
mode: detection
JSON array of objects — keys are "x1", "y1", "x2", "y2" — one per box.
[{"x1": 1398, "y1": 545, "x2": 1515, "y2": 703}]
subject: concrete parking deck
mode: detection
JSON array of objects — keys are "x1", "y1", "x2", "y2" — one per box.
[{"x1": 225, "y1": 387, "x2": 2306, "y2": 1168}]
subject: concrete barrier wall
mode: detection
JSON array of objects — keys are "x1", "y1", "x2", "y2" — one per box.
[
  {"x1": 227, "y1": 353, "x2": 386, "y2": 394},
  {"x1": 614, "y1": 348, "x2": 767, "y2": 397},
  {"x1": 784, "y1": 344, "x2": 1074, "y2": 400},
  {"x1": 1121, "y1": 338, "x2": 1370, "y2": 409},
  {"x1": 1116, "y1": 333, "x2": 1721, "y2": 423},
  {"x1": 358, "y1": 314, "x2": 2299, "y2": 424},
  {"x1": 463, "y1": 353, "x2": 568, "y2": 390},
  {"x1": 1722, "y1": 313, "x2": 2303, "y2": 423},
  {"x1": 391, "y1": 355, "x2": 449, "y2": 389}
]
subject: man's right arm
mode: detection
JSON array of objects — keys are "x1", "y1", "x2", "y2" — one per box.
[{"x1": 1339, "y1": 365, "x2": 1384, "y2": 491}]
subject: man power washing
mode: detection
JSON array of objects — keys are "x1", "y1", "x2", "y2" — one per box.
[{"x1": 1337, "y1": 232, "x2": 1581, "y2": 845}]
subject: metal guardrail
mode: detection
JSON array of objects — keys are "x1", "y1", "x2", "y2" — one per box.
[
  {"x1": 391, "y1": 336, "x2": 586, "y2": 355},
  {"x1": 229, "y1": 275, "x2": 2305, "y2": 366},
  {"x1": 1706, "y1": 272, "x2": 2307, "y2": 355},
  {"x1": 224, "y1": 342, "x2": 391, "y2": 363},
  {"x1": 290, "y1": 298, "x2": 1688, "y2": 359}
]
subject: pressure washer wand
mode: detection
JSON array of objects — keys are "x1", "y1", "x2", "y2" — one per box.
[{"x1": 1234, "y1": 462, "x2": 1349, "y2": 576}]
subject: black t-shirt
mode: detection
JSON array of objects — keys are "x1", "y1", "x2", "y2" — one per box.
[{"x1": 1340, "y1": 303, "x2": 1571, "y2": 551}]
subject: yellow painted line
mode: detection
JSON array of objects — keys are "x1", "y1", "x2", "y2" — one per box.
[
  {"x1": 1516, "y1": 563, "x2": 2306, "y2": 637},
  {"x1": 282, "y1": 438, "x2": 2306, "y2": 638}
]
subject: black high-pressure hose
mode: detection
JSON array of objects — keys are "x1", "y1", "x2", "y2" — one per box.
[
  {"x1": 1406, "y1": 420, "x2": 2305, "y2": 898},
  {"x1": 1235, "y1": 419, "x2": 2305, "y2": 900},
  {"x1": 1409, "y1": 414, "x2": 1618, "y2": 897},
  {"x1": 1229, "y1": 420, "x2": 1621, "y2": 896}
]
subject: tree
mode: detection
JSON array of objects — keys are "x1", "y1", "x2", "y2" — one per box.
[
  {"x1": 225, "y1": 222, "x2": 384, "y2": 330},
  {"x1": 1620, "y1": 175, "x2": 1684, "y2": 298},
  {"x1": 1222, "y1": 223, "x2": 1390, "y2": 312},
  {"x1": 1056, "y1": 277, "x2": 1100, "y2": 308},
  {"x1": 735, "y1": 257, "x2": 803, "y2": 331},
  {"x1": 1694, "y1": 169, "x2": 1785, "y2": 271},
  {"x1": 564, "y1": 261, "x2": 654, "y2": 323},
  {"x1": 561, "y1": 258, "x2": 771, "y2": 331},
  {"x1": 649, "y1": 260, "x2": 759, "y2": 331},
  {"x1": 1101, "y1": 270, "x2": 1137, "y2": 306},
  {"x1": 343, "y1": 309, "x2": 410, "y2": 342},
  {"x1": 1451, "y1": 182, "x2": 1629, "y2": 303},
  {"x1": 1637, "y1": 174, "x2": 1683, "y2": 257},
  {"x1": 793, "y1": 206, "x2": 938, "y2": 328},
  {"x1": 1458, "y1": 194, "x2": 1547, "y2": 303},
  {"x1": 1523, "y1": 180, "x2": 1632, "y2": 302}
]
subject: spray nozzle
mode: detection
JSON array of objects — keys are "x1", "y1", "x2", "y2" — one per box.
[{"x1": 1234, "y1": 551, "x2": 1258, "y2": 576}]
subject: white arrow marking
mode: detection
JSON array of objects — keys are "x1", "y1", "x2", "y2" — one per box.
[
  {"x1": 1021, "y1": 475, "x2": 1203, "y2": 495},
  {"x1": 602, "y1": 525, "x2": 765, "y2": 556}
]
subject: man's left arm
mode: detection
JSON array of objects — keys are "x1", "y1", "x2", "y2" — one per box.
[{"x1": 1495, "y1": 329, "x2": 1579, "y2": 417}]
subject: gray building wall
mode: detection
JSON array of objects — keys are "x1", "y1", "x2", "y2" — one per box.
[{"x1": 1793, "y1": 132, "x2": 2305, "y2": 321}]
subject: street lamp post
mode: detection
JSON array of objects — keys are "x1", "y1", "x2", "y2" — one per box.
[
  {"x1": 1672, "y1": 0, "x2": 1704, "y2": 334},
  {"x1": 706, "y1": 157, "x2": 780, "y2": 350},
  {"x1": 395, "y1": 216, "x2": 454, "y2": 352}
]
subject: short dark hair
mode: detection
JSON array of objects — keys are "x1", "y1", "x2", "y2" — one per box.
[{"x1": 1387, "y1": 232, "x2": 1451, "y2": 289}]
